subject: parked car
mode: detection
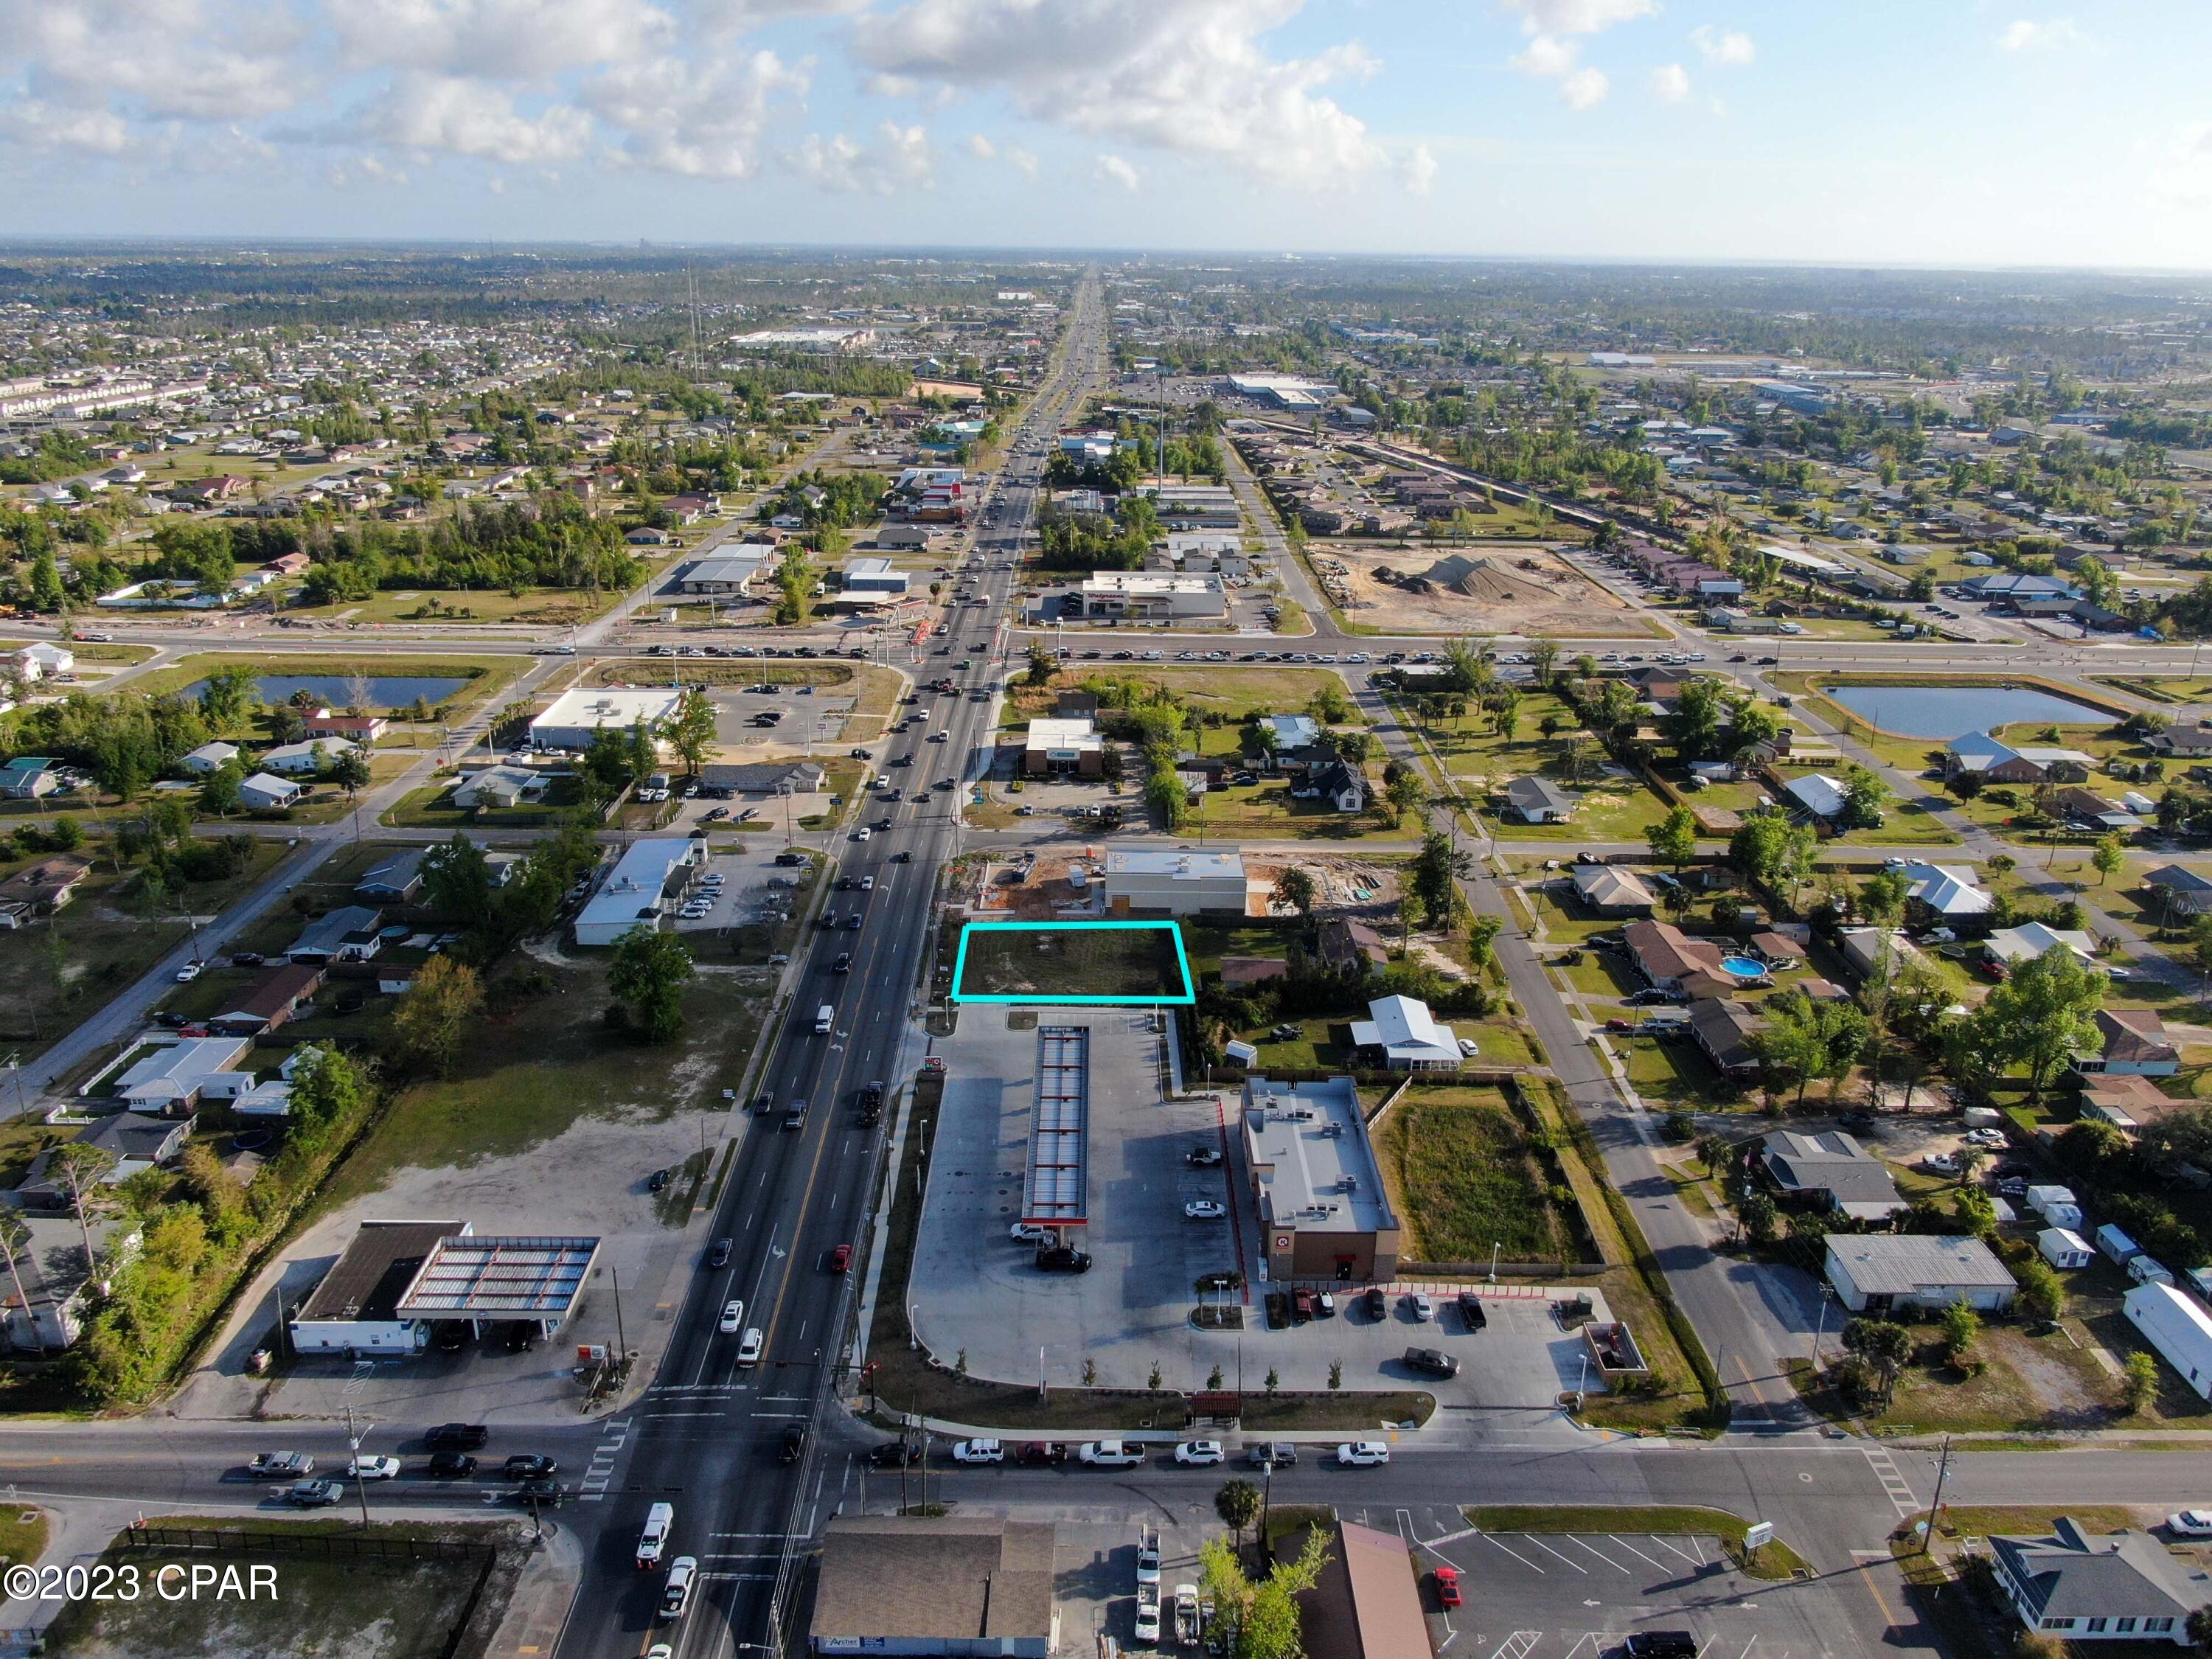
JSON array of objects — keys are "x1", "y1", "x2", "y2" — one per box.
[
  {"x1": 2165, "y1": 1509, "x2": 2212, "y2": 1538},
  {"x1": 1077, "y1": 1440, "x2": 1145, "y2": 1467},
  {"x1": 868, "y1": 1441, "x2": 922, "y2": 1469},
  {"x1": 1247, "y1": 1442, "x2": 1298, "y2": 1468},
  {"x1": 1014, "y1": 1441, "x2": 1067, "y2": 1466},
  {"x1": 1457, "y1": 1292, "x2": 1488, "y2": 1330},
  {"x1": 1335, "y1": 1441, "x2": 1391, "y2": 1467},
  {"x1": 1009, "y1": 1222, "x2": 1053, "y2": 1245},
  {"x1": 346, "y1": 1455, "x2": 401, "y2": 1481},
  {"x1": 283, "y1": 1479, "x2": 343, "y2": 1507},
  {"x1": 1184, "y1": 1200, "x2": 1226, "y2": 1220},
  {"x1": 950, "y1": 1439, "x2": 1004, "y2": 1464},
  {"x1": 1363, "y1": 1287, "x2": 1387, "y2": 1320},
  {"x1": 1406, "y1": 1294, "x2": 1436, "y2": 1323},
  {"x1": 1923, "y1": 1152, "x2": 1962, "y2": 1175},
  {"x1": 1435, "y1": 1566, "x2": 1462, "y2": 1607},
  {"x1": 1036, "y1": 1245, "x2": 1092, "y2": 1273},
  {"x1": 1404, "y1": 1346, "x2": 1460, "y2": 1378},
  {"x1": 1625, "y1": 1634, "x2": 1698, "y2": 1659},
  {"x1": 1172, "y1": 1441, "x2": 1225, "y2": 1467},
  {"x1": 1185, "y1": 1146, "x2": 1222, "y2": 1168}
]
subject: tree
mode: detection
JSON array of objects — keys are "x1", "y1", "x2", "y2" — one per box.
[
  {"x1": 1307, "y1": 681, "x2": 1352, "y2": 726},
  {"x1": 1967, "y1": 942, "x2": 2104, "y2": 1103},
  {"x1": 1646, "y1": 804, "x2": 1697, "y2": 872},
  {"x1": 2091, "y1": 833, "x2": 2126, "y2": 886},
  {"x1": 422, "y1": 832, "x2": 495, "y2": 933},
  {"x1": 2014, "y1": 1255, "x2": 2065, "y2": 1324},
  {"x1": 610, "y1": 925, "x2": 696, "y2": 1041},
  {"x1": 333, "y1": 746, "x2": 373, "y2": 800},
  {"x1": 1214, "y1": 1479, "x2": 1262, "y2": 1551},
  {"x1": 1198, "y1": 1526, "x2": 1331, "y2": 1659},
  {"x1": 1385, "y1": 769, "x2": 1426, "y2": 827},
  {"x1": 774, "y1": 545, "x2": 816, "y2": 625},
  {"x1": 2122, "y1": 1349, "x2": 2160, "y2": 1414},
  {"x1": 1528, "y1": 636, "x2": 1559, "y2": 688},
  {"x1": 1663, "y1": 678, "x2": 1726, "y2": 762},
  {"x1": 1841, "y1": 1317, "x2": 1912, "y2": 1398},
  {"x1": 1860, "y1": 869, "x2": 1910, "y2": 929},
  {"x1": 197, "y1": 760, "x2": 244, "y2": 818},
  {"x1": 391, "y1": 955, "x2": 484, "y2": 1077},
  {"x1": 1025, "y1": 644, "x2": 1054, "y2": 686},
  {"x1": 1938, "y1": 1298, "x2": 1980, "y2": 1367},
  {"x1": 0, "y1": 1212, "x2": 46, "y2": 1355},
  {"x1": 198, "y1": 664, "x2": 261, "y2": 730},
  {"x1": 1697, "y1": 1133, "x2": 1732, "y2": 1178},
  {"x1": 1740, "y1": 1191, "x2": 1778, "y2": 1244},
  {"x1": 1730, "y1": 813, "x2": 1790, "y2": 888},
  {"x1": 1409, "y1": 830, "x2": 1470, "y2": 929},
  {"x1": 1271, "y1": 867, "x2": 1316, "y2": 918},
  {"x1": 668, "y1": 687, "x2": 717, "y2": 776},
  {"x1": 50, "y1": 1141, "x2": 116, "y2": 1279},
  {"x1": 1840, "y1": 765, "x2": 1891, "y2": 829}
]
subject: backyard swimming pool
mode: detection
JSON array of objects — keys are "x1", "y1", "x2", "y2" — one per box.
[{"x1": 1719, "y1": 956, "x2": 1769, "y2": 981}]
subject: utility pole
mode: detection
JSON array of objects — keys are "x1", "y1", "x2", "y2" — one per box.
[
  {"x1": 1921, "y1": 1435, "x2": 1952, "y2": 1553},
  {"x1": 611, "y1": 1270, "x2": 627, "y2": 1360},
  {"x1": 344, "y1": 1403, "x2": 372, "y2": 1529}
]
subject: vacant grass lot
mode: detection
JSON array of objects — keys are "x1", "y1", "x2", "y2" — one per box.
[
  {"x1": 1372, "y1": 1084, "x2": 1577, "y2": 1262},
  {"x1": 1004, "y1": 667, "x2": 1361, "y2": 728},
  {"x1": 287, "y1": 585, "x2": 624, "y2": 627},
  {"x1": 954, "y1": 922, "x2": 1190, "y2": 1002}
]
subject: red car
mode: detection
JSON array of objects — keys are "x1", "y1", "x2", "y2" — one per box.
[
  {"x1": 1604, "y1": 1018, "x2": 1634, "y2": 1033},
  {"x1": 828, "y1": 1244, "x2": 852, "y2": 1273},
  {"x1": 1434, "y1": 1566, "x2": 1461, "y2": 1608}
]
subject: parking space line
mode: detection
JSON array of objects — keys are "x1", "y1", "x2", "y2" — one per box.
[
  {"x1": 1480, "y1": 1534, "x2": 1548, "y2": 1573},
  {"x1": 1608, "y1": 1534, "x2": 1673, "y2": 1571},
  {"x1": 1521, "y1": 1536, "x2": 1590, "y2": 1573},
  {"x1": 1568, "y1": 1536, "x2": 1630, "y2": 1572},
  {"x1": 1490, "y1": 1632, "x2": 1543, "y2": 1659},
  {"x1": 1649, "y1": 1534, "x2": 1705, "y2": 1567}
]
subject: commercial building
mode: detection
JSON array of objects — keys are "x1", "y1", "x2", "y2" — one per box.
[
  {"x1": 841, "y1": 557, "x2": 910, "y2": 598},
  {"x1": 1077, "y1": 571, "x2": 1228, "y2": 621},
  {"x1": 575, "y1": 838, "x2": 703, "y2": 947},
  {"x1": 288, "y1": 1219, "x2": 599, "y2": 1356},
  {"x1": 1823, "y1": 1234, "x2": 2017, "y2": 1314},
  {"x1": 1102, "y1": 848, "x2": 1248, "y2": 916},
  {"x1": 528, "y1": 688, "x2": 682, "y2": 751},
  {"x1": 1019, "y1": 717, "x2": 1103, "y2": 777},
  {"x1": 1283, "y1": 1517, "x2": 1428, "y2": 1659},
  {"x1": 1242, "y1": 1077, "x2": 1399, "y2": 1283},
  {"x1": 810, "y1": 1516, "x2": 1058, "y2": 1657},
  {"x1": 1989, "y1": 1517, "x2": 2210, "y2": 1646},
  {"x1": 1349, "y1": 994, "x2": 1462, "y2": 1071},
  {"x1": 678, "y1": 554, "x2": 768, "y2": 595}
]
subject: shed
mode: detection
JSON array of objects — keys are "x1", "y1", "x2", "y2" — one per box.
[
  {"x1": 2095, "y1": 1224, "x2": 2143, "y2": 1267},
  {"x1": 2038, "y1": 1228, "x2": 2094, "y2": 1270}
]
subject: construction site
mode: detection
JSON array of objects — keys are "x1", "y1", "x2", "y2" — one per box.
[{"x1": 1310, "y1": 544, "x2": 1640, "y2": 636}]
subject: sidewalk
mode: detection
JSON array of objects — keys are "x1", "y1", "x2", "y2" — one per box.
[{"x1": 482, "y1": 1519, "x2": 585, "y2": 1659}]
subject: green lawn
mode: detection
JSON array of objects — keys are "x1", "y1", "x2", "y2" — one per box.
[
  {"x1": 1618, "y1": 1034, "x2": 1741, "y2": 1110},
  {"x1": 1004, "y1": 666, "x2": 1364, "y2": 729},
  {"x1": 285, "y1": 585, "x2": 624, "y2": 627},
  {"x1": 1371, "y1": 1084, "x2": 1582, "y2": 1262},
  {"x1": 380, "y1": 772, "x2": 582, "y2": 830}
]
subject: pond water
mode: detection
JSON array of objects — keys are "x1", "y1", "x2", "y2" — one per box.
[
  {"x1": 179, "y1": 673, "x2": 468, "y2": 711},
  {"x1": 1823, "y1": 683, "x2": 2110, "y2": 740}
]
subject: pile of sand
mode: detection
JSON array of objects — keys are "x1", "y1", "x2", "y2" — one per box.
[{"x1": 1421, "y1": 553, "x2": 1559, "y2": 608}]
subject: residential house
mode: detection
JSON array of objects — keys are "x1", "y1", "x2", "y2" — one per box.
[
  {"x1": 1315, "y1": 915, "x2": 1388, "y2": 978},
  {"x1": 1989, "y1": 1517, "x2": 2209, "y2": 1644},
  {"x1": 1623, "y1": 919, "x2": 1731, "y2": 996},
  {"x1": 2140, "y1": 865, "x2": 2212, "y2": 919},
  {"x1": 1823, "y1": 1233, "x2": 2017, "y2": 1313},
  {"x1": 0, "y1": 856, "x2": 91, "y2": 917},
  {"x1": 285, "y1": 905, "x2": 384, "y2": 965},
  {"x1": 1686, "y1": 997, "x2": 1763, "y2": 1081},
  {"x1": 7, "y1": 643, "x2": 72, "y2": 680},
  {"x1": 1898, "y1": 863, "x2": 1994, "y2": 931},
  {"x1": 2075, "y1": 1009, "x2": 2180, "y2": 1077},
  {"x1": 2039, "y1": 1229, "x2": 2095, "y2": 1270},
  {"x1": 259, "y1": 737, "x2": 357, "y2": 775},
  {"x1": 1349, "y1": 994, "x2": 1463, "y2": 1071},
  {"x1": 451, "y1": 765, "x2": 540, "y2": 810},
  {"x1": 698, "y1": 760, "x2": 829, "y2": 795},
  {"x1": 2079, "y1": 1073, "x2": 2187, "y2": 1135},
  {"x1": 113, "y1": 1036, "x2": 252, "y2": 1113},
  {"x1": 0, "y1": 758, "x2": 65, "y2": 799},
  {"x1": 1298, "y1": 759, "x2": 1367, "y2": 813},
  {"x1": 1784, "y1": 772, "x2": 1849, "y2": 822},
  {"x1": 1944, "y1": 731, "x2": 2095, "y2": 785},
  {"x1": 181, "y1": 740, "x2": 240, "y2": 774},
  {"x1": 1761, "y1": 1130, "x2": 1907, "y2": 1220},
  {"x1": 304, "y1": 709, "x2": 388, "y2": 742},
  {"x1": 1839, "y1": 927, "x2": 1918, "y2": 984},
  {"x1": 207, "y1": 964, "x2": 324, "y2": 1037},
  {"x1": 237, "y1": 772, "x2": 299, "y2": 810},
  {"x1": 1499, "y1": 776, "x2": 1575, "y2": 824},
  {"x1": 2124, "y1": 1281, "x2": 2212, "y2": 1400},
  {"x1": 355, "y1": 849, "x2": 428, "y2": 903},
  {"x1": 2143, "y1": 723, "x2": 2212, "y2": 759},
  {"x1": 1571, "y1": 864, "x2": 1656, "y2": 917},
  {"x1": 1984, "y1": 922, "x2": 2097, "y2": 968}
]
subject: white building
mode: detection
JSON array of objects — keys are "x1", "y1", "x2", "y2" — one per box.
[
  {"x1": 1078, "y1": 571, "x2": 1228, "y2": 621},
  {"x1": 1823, "y1": 1234, "x2": 2017, "y2": 1315},
  {"x1": 529, "y1": 688, "x2": 682, "y2": 751},
  {"x1": 7, "y1": 643, "x2": 72, "y2": 680},
  {"x1": 2037, "y1": 1228, "x2": 2094, "y2": 1270},
  {"x1": 237, "y1": 772, "x2": 300, "y2": 810},
  {"x1": 2124, "y1": 1280, "x2": 2212, "y2": 1399},
  {"x1": 181, "y1": 741, "x2": 240, "y2": 775},
  {"x1": 1349, "y1": 995, "x2": 1464, "y2": 1073},
  {"x1": 259, "y1": 738, "x2": 358, "y2": 775},
  {"x1": 1102, "y1": 848, "x2": 1248, "y2": 916},
  {"x1": 575, "y1": 838, "x2": 704, "y2": 947},
  {"x1": 841, "y1": 557, "x2": 910, "y2": 598},
  {"x1": 113, "y1": 1036, "x2": 254, "y2": 1113}
]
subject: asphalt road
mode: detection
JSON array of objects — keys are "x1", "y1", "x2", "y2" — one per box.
[{"x1": 547, "y1": 274, "x2": 1112, "y2": 1659}]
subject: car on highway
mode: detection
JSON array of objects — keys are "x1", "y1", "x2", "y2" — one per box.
[
  {"x1": 504, "y1": 1455, "x2": 558, "y2": 1480},
  {"x1": 1172, "y1": 1441, "x2": 1225, "y2": 1467},
  {"x1": 425, "y1": 1451, "x2": 478, "y2": 1478},
  {"x1": 346, "y1": 1455, "x2": 401, "y2": 1480},
  {"x1": 868, "y1": 1441, "x2": 922, "y2": 1469},
  {"x1": 248, "y1": 1451, "x2": 315, "y2": 1479},
  {"x1": 709, "y1": 1237, "x2": 732, "y2": 1268},
  {"x1": 719, "y1": 1299, "x2": 745, "y2": 1334},
  {"x1": 425, "y1": 1422, "x2": 487, "y2": 1450},
  {"x1": 1335, "y1": 1441, "x2": 1391, "y2": 1467},
  {"x1": 833, "y1": 952, "x2": 852, "y2": 973},
  {"x1": 828, "y1": 1244, "x2": 852, "y2": 1273},
  {"x1": 853, "y1": 827, "x2": 871, "y2": 841},
  {"x1": 736, "y1": 1327, "x2": 764, "y2": 1366},
  {"x1": 1077, "y1": 1440, "x2": 1145, "y2": 1467},
  {"x1": 175, "y1": 960, "x2": 204, "y2": 982},
  {"x1": 950, "y1": 1439, "x2": 1004, "y2": 1464},
  {"x1": 780, "y1": 1423, "x2": 806, "y2": 1464},
  {"x1": 1183, "y1": 1200, "x2": 1226, "y2": 1220},
  {"x1": 1246, "y1": 1442, "x2": 1297, "y2": 1468},
  {"x1": 282, "y1": 1478, "x2": 344, "y2": 1507},
  {"x1": 657, "y1": 1557, "x2": 698, "y2": 1621}
]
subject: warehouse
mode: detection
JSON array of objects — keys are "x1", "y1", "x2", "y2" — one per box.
[
  {"x1": 528, "y1": 688, "x2": 682, "y2": 751},
  {"x1": 1824, "y1": 1234, "x2": 2017, "y2": 1314},
  {"x1": 810, "y1": 1515, "x2": 1057, "y2": 1656},
  {"x1": 1243, "y1": 1076, "x2": 1400, "y2": 1283},
  {"x1": 1102, "y1": 848, "x2": 1248, "y2": 915},
  {"x1": 841, "y1": 556, "x2": 910, "y2": 597},
  {"x1": 575, "y1": 838, "x2": 703, "y2": 947}
]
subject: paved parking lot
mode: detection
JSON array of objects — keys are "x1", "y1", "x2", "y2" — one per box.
[
  {"x1": 712, "y1": 682, "x2": 857, "y2": 748},
  {"x1": 665, "y1": 843, "x2": 818, "y2": 936},
  {"x1": 1405, "y1": 1521, "x2": 1914, "y2": 1659}
]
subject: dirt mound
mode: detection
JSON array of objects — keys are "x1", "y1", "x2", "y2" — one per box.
[{"x1": 1420, "y1": 553, "x2": 1559, "y2": 607}]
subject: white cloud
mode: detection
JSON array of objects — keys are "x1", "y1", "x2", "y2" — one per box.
[
  {"x1": 1690, "y1": 24, "x2": 1755, "y2": 66},
  {"x1": 0, "y1": 0, "x2": 303, "y2": 122},
  {"x1": 330, "y1": 152, "x2": 411, "y2": 187},
  {"x1": 966, "y1": 132, "x2": 996, "y2": 159},
  {"x1": 329, "y1": 0, "x2": 675, "y2": 79},
  {"x1": 0, "y1": 100, "x2": 132, "y2": 154},
  {"x1": 1510, "y1": 33, "x2": 1579, "y2": 77},
  {"x1": 1401, "y1": 142, "x2": 1436, "y2": 196},
  {"x1": 1096, "y1": 152, "x2": 1140, "y2": 192},
  {"x1": 1498, "y1": 0, "x2": 1654, "y2": 36},
  {"x1": 1999, "y1": 18, "x2": 2082, "y2": 52},
  {"x1": 1649, "y1": 62, "x2": 1691, "y2": 102},
  {"x1": 967, "y1": 131, "x2": 1038, "y2": 175},
  {"x1": 1559, "y1": 66, "x2": 1609, "y2": 109},
  {"x1": 364, "y1": 74, "x2": 594, "y2": 165},
  {"x1": 852, "y1": 0, "x2": 1394, "y2": 189},
  {"x1": 586, "y1": 49, "x2": 808, "y2": 178},
  {"x1": 786, "y1": 119, "x2": 935, "y2": 192}
]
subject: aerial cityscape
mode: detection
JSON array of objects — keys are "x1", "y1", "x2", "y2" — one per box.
[{"x1": 4, "y1": 5, "x2": 2212, "y2": 1659}]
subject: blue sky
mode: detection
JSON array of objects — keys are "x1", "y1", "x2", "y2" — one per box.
[{"x1": 4, "y1": 0, "x2": 2209, "y2": 269}]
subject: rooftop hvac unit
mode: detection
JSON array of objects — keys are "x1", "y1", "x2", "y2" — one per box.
[
  {"x1": 1340, "y1": 1174, "x2": 1358, "y2": 1192},
  {"x1": 1319, "y1": 1122, "x2": 1345, "y2": 1138}
]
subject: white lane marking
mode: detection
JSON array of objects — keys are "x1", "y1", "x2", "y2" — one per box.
[
  {"x1": 1523, "y1": 1535, "x2": 1590, "y2": 1573},
  {"x1": 1568, "y1": 1536, "x2": 1630, "y2": 1572},
  {"x1": 1480, "y1": 1534, "x2": 1546, "y2": 1573},
  {"x1": 1863, "y1": 1447, "x2": 1921, "y2": 1520},
  {"x1": 1609, "y1": 1534, "x2": 1672, "y2": 1571}
]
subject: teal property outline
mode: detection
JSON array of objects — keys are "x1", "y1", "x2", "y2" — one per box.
[{"x1": 949, "y1": 919, "x2": 1197, "y2": 1005}]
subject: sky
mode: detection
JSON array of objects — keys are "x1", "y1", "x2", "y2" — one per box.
[{"x1": 4, "y1": 0, "x2": 2212, "y2": 271}]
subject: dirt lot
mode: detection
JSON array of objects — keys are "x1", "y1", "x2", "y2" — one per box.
[{"x1": 1313, "y1": 542, "x2": 1636, "y2": 636}]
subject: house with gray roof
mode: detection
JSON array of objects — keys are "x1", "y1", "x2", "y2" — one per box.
[
  {"x1": 1989, "y1": 1517, "x2": 2208, "y2": 1646},
  {"x1": 1499, "y1": 776, "x2": 1575, "y2": 824},
  {"x1": 2142, "y1": 864, "x2": 2212, "y2": 919},
  {"x1": 1824, "y1": 1233, "x2": 2016, "y2": 1313},
  {"x1": 1761, "y1": 1130, "x2": 1905, "y2": 1221}
]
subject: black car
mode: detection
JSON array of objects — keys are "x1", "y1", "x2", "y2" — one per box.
[
  {"x1": 1625, "y1": 1635, "x2": 1697, "y2": 1659},
  {"x1": 647, "y1": 1168, "x2": 670, "y2": 1193},
  {"x1": 425, "y1": 1423, "x2": 488, "y2": 1450},
  {"x1": 709, "y1": 1238, "x2": 733, "y2": 1269},
  {"x1": 1364, "y1": 1287, "x2": 1388, "y2": 1320},
  {"x1": 845, "y1": 914, "x2": 863, "y2": 930},
  {"x1": 868, "y1": 1441, "x2": 922, "y2": 1469},
  {"x1": 231, "y1": 951, "x2": 264, "y2": 967},
  {"x1": 774, "y1": 849, "x2": 807, "y2": 866},
  {"x1": 1458, "y1": 1292, "x2": 1488, "y2": 1330},
  {"x1": 504, "y1": 1454, "x2": 557, "y2": 1479},
  {"x1": 425, "y1": 1451, "x2": 478, "y2": 1479},
  {"x1": 1403, "y1": 1346, "x2": 1460, "y2": 1379},
  {"x1": 780, "y1": 1423, "x2": 806, "y2": 1464},
  {"x1": 1035, "y1": 1246, "x2": 1093, "y2": 1274},
  {"x1": 1186, "y1": 1147, "x2": 1222, "y2": 1167}
]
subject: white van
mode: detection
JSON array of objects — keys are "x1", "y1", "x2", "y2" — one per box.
[
  {"x1": 815, "y1": 1004, "x2": 834, "y2": 1034},
  {"x1": 636, "y1": 1501, "x2": 675, "y2": 1569}
]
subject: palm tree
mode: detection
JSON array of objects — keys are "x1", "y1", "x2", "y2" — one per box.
[
  {"x1": 50, "y1": 1143, "x2": 116, "y2": 1282},
  {"x1": 0, "y1": 1212, "x2": 47, "y2": 1357}
]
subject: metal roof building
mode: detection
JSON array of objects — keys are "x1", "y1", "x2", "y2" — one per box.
[
  {"x1": 396, "y1": 1234, "x2": 600, "y2": 1329},
  {"x1": 1020, "y1": 1027, "x2": 1089, "y2": 1231}
]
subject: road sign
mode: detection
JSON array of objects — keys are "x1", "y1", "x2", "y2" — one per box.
[{"x1": 1743, "y1": 1522, "x2": 1775, "y2": 1551}]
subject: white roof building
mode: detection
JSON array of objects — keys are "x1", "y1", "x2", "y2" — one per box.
[
  {"x1": 1349, "y1": 994, "x2": 1462, "y2": 1072},
  {"x1": 1824, "y1": 1234, "x2": 2017, "y2": 1313},
  {"x1": 1899, "y1": 862, "x2": 1992, "y2": 919},
  {"x1": 237, "y1": 772, "x2": 299, "y2": 810},
  {"x1": 259, "y1": 738, "x2": 358, "y2": 775},
  {"x1": 1986, "y1": 922, "x2": 2098, "y2": 967},
  {"x1": 114, "y1": 1035, "x2": 254, "y2": 1112},
  {"x1": 1102, "y1": 848, "x2": 1248, "y2": 916},
  {"x1": 181, "y1": 741, "x2": 240, "y2": 775},
  {"x1": 575, "y1": 838, "x2": 703, "y2": 947},
  {"x1": 529, "y1": 688, "x2": 682, "y2": 751},
  {"x1": 1784, "y1": 772, "x2": 1848, "y2": 821},
  {"x1": 2124, "y1": 1281, "x2": 2212, "y2": 1399}
]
